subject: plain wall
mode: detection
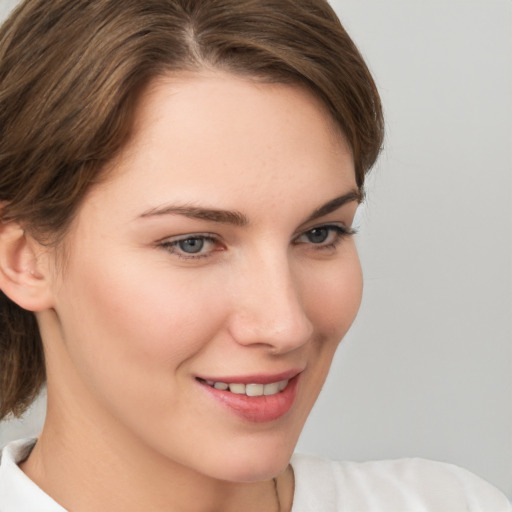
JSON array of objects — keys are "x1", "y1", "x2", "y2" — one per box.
[{"x1": 1, "y1": 0, "x2": 511, "y2": 498}]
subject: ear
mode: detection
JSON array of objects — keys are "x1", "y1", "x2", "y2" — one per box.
[{"x1": 0, "y1": 219, "x2": 55, "y2": 311}]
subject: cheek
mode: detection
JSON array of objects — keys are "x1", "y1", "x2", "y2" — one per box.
[
  {"x1": 302, "y1": 246, "x2": 363, "y2": 342},
  {"x1": 109, "y1": 272, "x2": 219, "y2": 352},
  {"x1": 52, "y1": 251, "x2": 234, "y2": 441},
  {"x1": 54, "y1": 248, "x2": 228, "y2": 393},
  {"x1": 289, "y1": 247, "x2": 362, "y2": 428}
]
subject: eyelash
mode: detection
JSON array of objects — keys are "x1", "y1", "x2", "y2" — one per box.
[{"x1": 159, "y1": 224, "x2": 356, "y2": 260}]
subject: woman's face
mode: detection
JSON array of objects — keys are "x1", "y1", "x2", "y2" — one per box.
[{"x1": 43, "y1": 72, "x2": 362, "y2": 482}]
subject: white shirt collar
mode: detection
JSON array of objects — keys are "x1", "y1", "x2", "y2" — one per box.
[{"x1": 0, "y1": 438, "x2": 67, "y2": 511}]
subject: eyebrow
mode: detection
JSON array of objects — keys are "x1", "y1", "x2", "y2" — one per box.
[
  {"x1": 302, "y1": 189, "x2": 362, "y2": 224},
  {"x1": 138, "y1": 189, "x2": 362, "y2": 226},
  {"x1": 139, "y1": 204, "x2": 249, "y2": 226}
]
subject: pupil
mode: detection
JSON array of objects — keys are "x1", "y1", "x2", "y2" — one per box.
[
  {"x1": 178, "y1": 238, "x2": 204, "y2": 253},
  {"x1": 308, "y1": 228, "x2": 328, "y2": 243}
]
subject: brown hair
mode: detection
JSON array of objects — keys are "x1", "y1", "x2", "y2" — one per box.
[{"x1": 0, "y1": 0, "x2": 383, "y2": 419}]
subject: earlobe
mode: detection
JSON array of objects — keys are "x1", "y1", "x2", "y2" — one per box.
[{"x1": 0, "y1": 219, "x2": 54, "y2": 312}]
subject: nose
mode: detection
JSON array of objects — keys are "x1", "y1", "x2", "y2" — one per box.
[{"x1": 227, "y1": 251, "x2": 314, "y2": 354}]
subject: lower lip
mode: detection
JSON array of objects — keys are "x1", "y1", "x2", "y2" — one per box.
[{"x1": 198, "y1": 375, "x2": 300, "y2": 423}]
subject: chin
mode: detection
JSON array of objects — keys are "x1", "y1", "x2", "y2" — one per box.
[
  {"x1": 194, "y1": 435, "x2": 298, "y2": 483},
  {"x1": 215, "y1": 453, "x2": 293, "y2": 483},
  {"x1": 193, "y1": 403, "x2": 313, "y2": 482}
]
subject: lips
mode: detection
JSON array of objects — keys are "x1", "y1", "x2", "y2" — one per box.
[{"x1": 196, "y1": 370, "x2": 302, "y2": 423}]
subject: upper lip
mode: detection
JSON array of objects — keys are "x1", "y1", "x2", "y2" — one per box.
[{"x1": 196, "y1": 368, "x2": 303, "y2": 385}]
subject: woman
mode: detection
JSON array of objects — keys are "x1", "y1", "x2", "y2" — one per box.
[{"x1": 0, "y1": 1, "x2": 510, "y2": 510}]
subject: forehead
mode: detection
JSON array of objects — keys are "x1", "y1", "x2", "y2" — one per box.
[
  {"x1": 83, "y1": 71, "x2": 355, "y2": 221},
  {"x1": 112, "y1": 71, "x2": 349, "y2": 171}
]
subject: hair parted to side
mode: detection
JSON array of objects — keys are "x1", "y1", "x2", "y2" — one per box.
[{"x1": 0, "y1": 0, "x2": 383, "y2": 419}]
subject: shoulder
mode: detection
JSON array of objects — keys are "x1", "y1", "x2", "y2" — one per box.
[
  {"x1": 0, "y1": 438, "x2": 66, "y2": 511},
  {"x1": 290, "y1": 453, "x2": 511, "y2": 512}
]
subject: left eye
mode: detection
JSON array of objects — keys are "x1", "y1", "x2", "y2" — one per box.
[
  {"x1": 294, "y1": 224, "x2": 353, "y2": 247},
  {"x1": 303, "y1": 227, "x2": 330, "y2": 244}
]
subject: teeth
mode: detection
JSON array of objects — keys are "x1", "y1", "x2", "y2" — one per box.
[
  {"x1": 263, "y1": 382, "x2": 280, "y2": 395},
  {"x1": 229, "y1": 383, "x2": 246, "y2": 394},
  {"x1": 246, "y1": 383, "x2": 264, "y2": 396},
  {"x1": 205, "y1": 379, "x2": 289, "y2": 396}
]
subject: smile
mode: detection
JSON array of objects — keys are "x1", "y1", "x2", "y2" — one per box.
[
  {"x1": 197, "y1": 373, "x2": 301, "y2": 423},
  {"x1": 201, "y1": 379, "x2": 289, "y2": 397}
]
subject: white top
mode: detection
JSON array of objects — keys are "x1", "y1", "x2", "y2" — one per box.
[{"x1": 1, "y1": 439, "x2": 510, "y2": 511}]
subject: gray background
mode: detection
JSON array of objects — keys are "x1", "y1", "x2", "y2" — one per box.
[{"x1": 1, "y1": 0, "x2": 511, "y2": 498}]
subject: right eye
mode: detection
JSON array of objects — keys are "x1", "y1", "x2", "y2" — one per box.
[
  {"x1": 159, "y1": 234, "x2": 221, "y2": 259},
  {"x1": 176, "y1": 237, "x2": 207, "y2": 254}
]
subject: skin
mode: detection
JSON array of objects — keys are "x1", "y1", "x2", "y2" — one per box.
[{"x1": 20, "y1": 72, "x2": 363, "y2": 512}]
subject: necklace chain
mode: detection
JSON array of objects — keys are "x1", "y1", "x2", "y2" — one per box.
[{"x1": 272, "y1": 477, "x2": 281, "y2": 512}]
